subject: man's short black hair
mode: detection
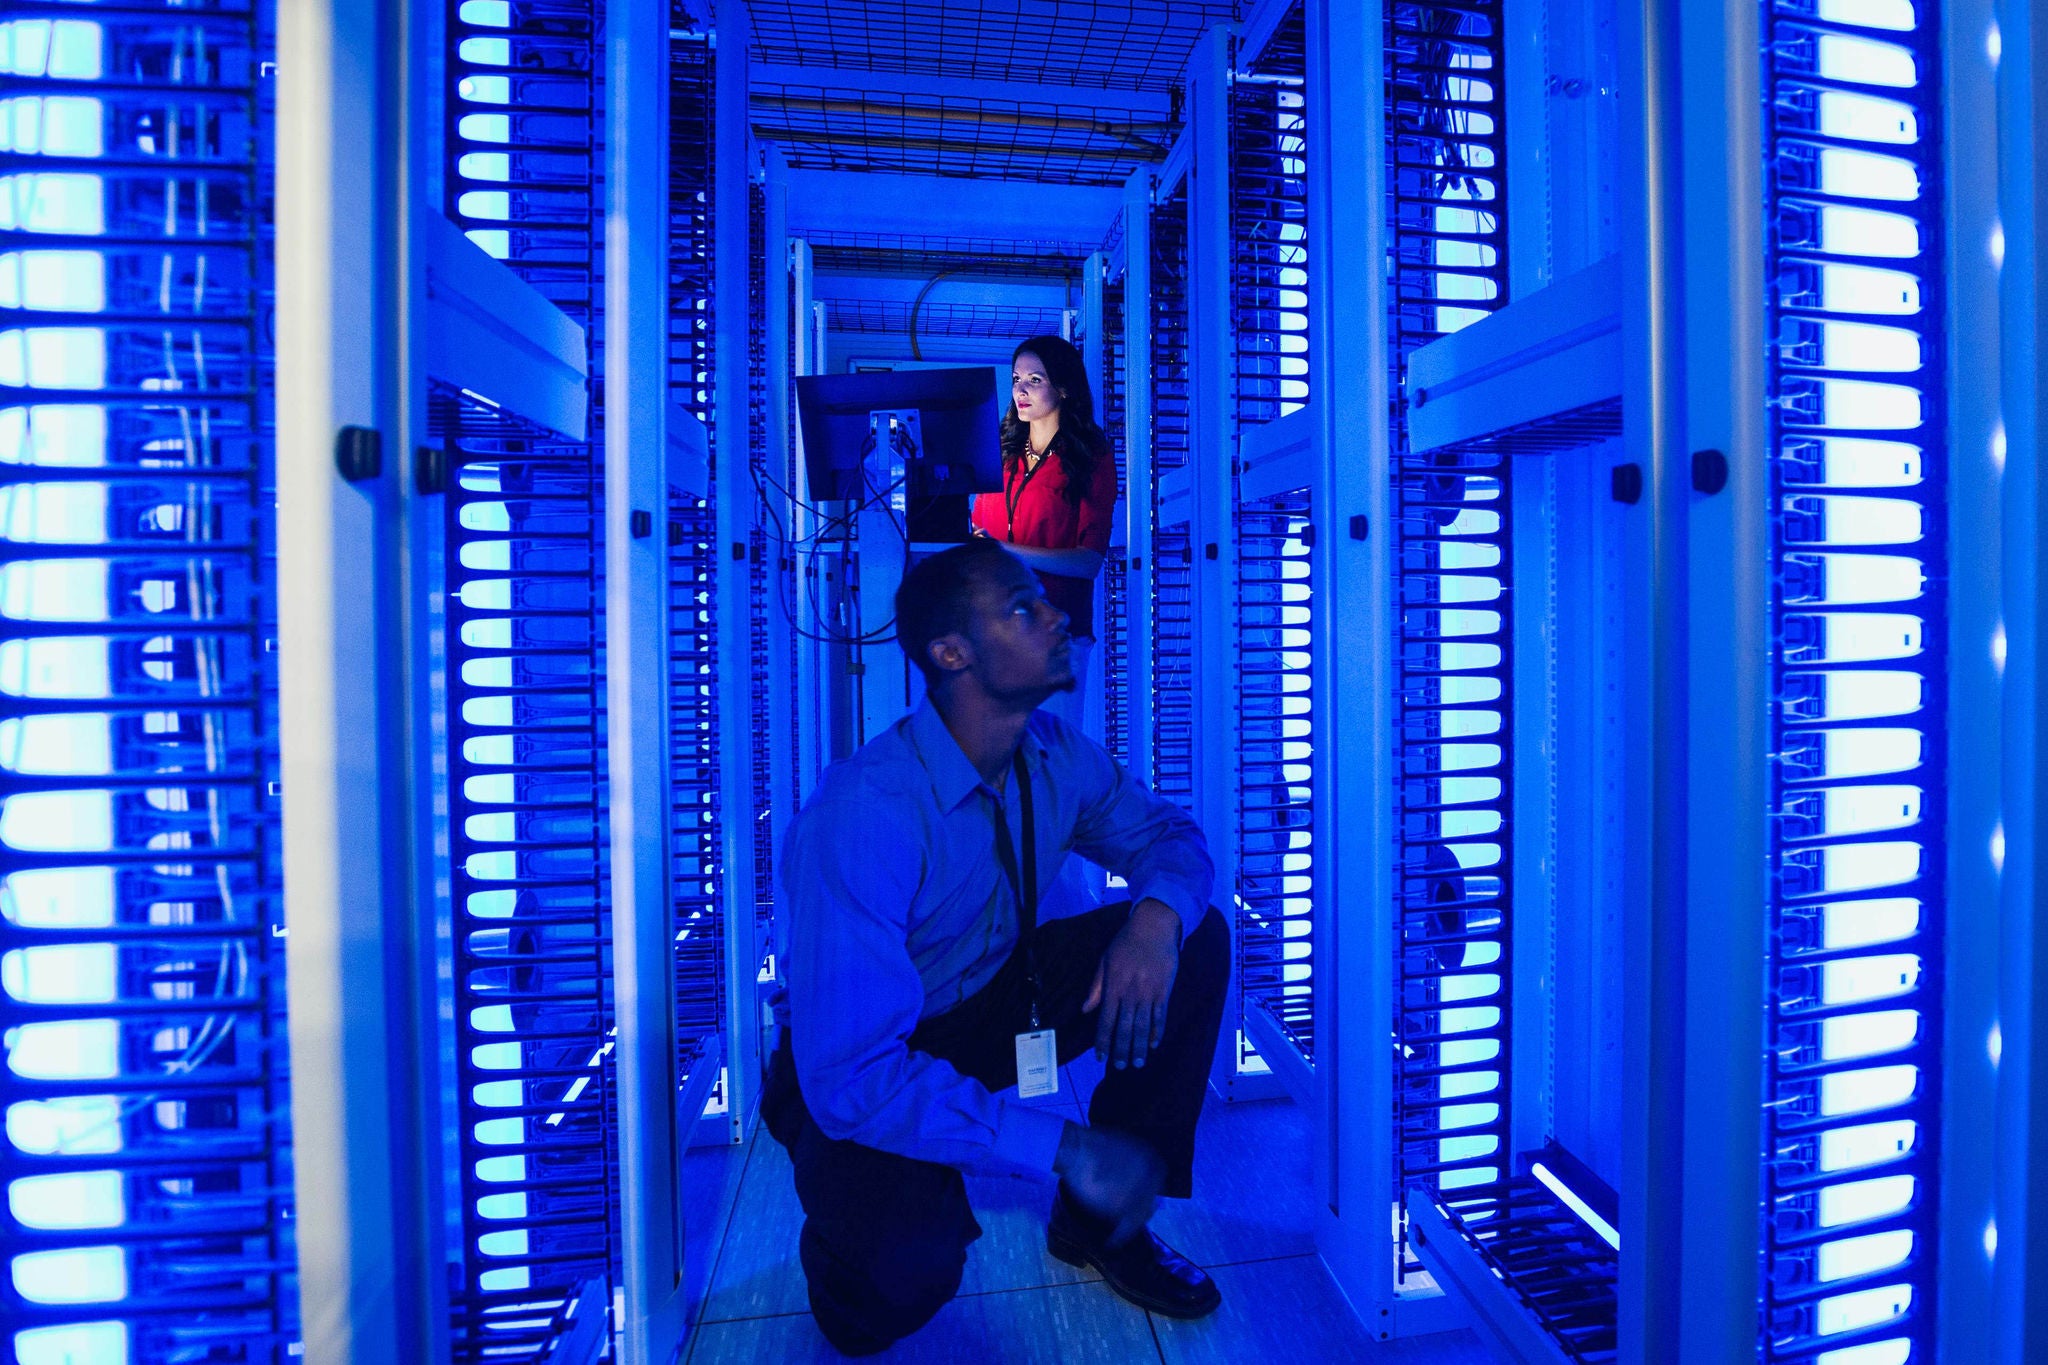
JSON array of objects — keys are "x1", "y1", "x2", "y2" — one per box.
[{"x1": 895, "y1": 539, "x2": 1020, "y2": 687}]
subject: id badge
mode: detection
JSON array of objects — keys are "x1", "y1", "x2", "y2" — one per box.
[{"x1": 1015, "y1": 1028, "x2": 1059, "y2": 1099}]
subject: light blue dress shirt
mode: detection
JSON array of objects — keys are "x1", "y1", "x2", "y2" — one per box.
[{"x1": 778, "y1": 699, "x2": 1214, "y2": 1178}]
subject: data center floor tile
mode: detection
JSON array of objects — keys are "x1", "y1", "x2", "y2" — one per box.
[
  {"x1": 685, "y1": 1279, "x2": 1165, "y2": 1364},
  {"x1": 1147, "y1": 1094, "x2": 1318, "y2": 1268},
  {"x1": 1151, "y1": 1254, "x2": 1497, "y2": 1365},
  {"x1": 690, "y1": 1090, "x2": 1502, "y2": 1362}
]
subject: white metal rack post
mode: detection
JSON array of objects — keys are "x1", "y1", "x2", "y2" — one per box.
[
  {"x1": 1995, "y1": 1, "x2": 2048, "y2": 1357},
  {"x1": 603, "y1": 1, "x2": 690, "y2": 1356},
  {"x1": 277, "y1": 0, "x2": 448, "y2": 1356},
  {"x1": 1943, "y1": 0, "x2": 2009, "y2": 1359},
  {"x1": 1302, "y1": 0, "x2": 1426, "y2": 1340},
  {"x1": 711, "y1": 0, "x2": 768, "y2": 1143},
  {"x1": 1187, "y1": 23, "x2": 1264, "y2": 1096}
]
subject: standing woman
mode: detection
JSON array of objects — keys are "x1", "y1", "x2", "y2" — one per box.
[{"x1": 971, "y1": 335, "x2": 1118, "y2": 728}]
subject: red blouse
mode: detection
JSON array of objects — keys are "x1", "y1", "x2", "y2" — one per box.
[{"x1": 970, "y1": 447, "x2": 1119, "y2": 639}]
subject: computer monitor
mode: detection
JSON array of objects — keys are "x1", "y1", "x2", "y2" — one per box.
[{"x1": 795, "y1": 367, "x2": 1004, "y2": 503}]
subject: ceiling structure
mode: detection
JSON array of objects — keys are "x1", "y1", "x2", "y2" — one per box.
[
  {"x1": 745, "y1": 0, "x2": 1238, "y2": 95},
  {"x1": 748, "y1": 1, "x2": 1236, "y2": 349}
]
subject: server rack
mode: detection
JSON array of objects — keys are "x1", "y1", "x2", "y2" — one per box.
[
  {"x1": 1761, "y1": 5, "x2": 1948, "y2": 1360},
  {"x1": 438, "y1": 2, "x2": 627, "y2": 1352},
  {"x1": 1230, "y1": 2, "x2": 1318, "y2": 1097},
  {"x1": 1095, "y1": 264, "x2": 1132, "y2": 773},
  {"x1": 705, "y1": 0, "x2": 769, "y2": 1145},
  {"x1": 0, "y1": 2, "x2": 298, "y2": 1357},
  {"x1": 666, "y1": 23, "x2": 733, "y2": 1143},
  {"x1": 1382, "y1": 0, "x2": 1517, "y2": 1279},
  {"x1": 1146, "y1": 179, "x2": 1194, "y2": 816}
]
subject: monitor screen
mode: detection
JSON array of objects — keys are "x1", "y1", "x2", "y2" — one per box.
[{"x1": 795, "y1": 367, "x2": 1004, "y2": 502}]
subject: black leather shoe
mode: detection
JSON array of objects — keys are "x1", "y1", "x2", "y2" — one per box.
[{"x1": 1047, "y1": 1188, "x2": 1223, "y2": 1320}]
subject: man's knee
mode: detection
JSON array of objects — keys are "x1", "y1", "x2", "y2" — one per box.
[
  {"x1": 1180, "y1": 906, "x2": 1230, "y2": 996},
  {"x1": 800, "y1": 1218, "x2": 968, "y2": 1352}
]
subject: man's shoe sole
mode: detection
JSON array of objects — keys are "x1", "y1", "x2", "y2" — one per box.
[{"x1": 1046, "y1": 1226, "x2": 1223, "y2": 1320}]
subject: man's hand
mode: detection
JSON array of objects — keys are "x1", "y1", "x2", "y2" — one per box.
[
  {"x1": 1054, "y1": 1121, "x2": 1164, "y2": 1244},
  {"x1": 1083, "y1": 898, "x2": 1182, "y2": 1070}
]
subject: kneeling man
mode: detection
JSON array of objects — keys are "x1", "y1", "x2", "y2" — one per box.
[{"x1": 767, "y1": 538, "x2": 1229, "y2": 1355}]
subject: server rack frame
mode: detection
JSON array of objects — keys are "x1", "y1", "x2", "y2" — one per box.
[
  {"x1": 603, "y1": 0, "x2": 691, "y2": 1354},
  {"x1": 1301, "y1": 0, "x2": 1467, "y2": 1340},
  {"x1": 709, "y1": 0, "x2": 769, "y2": 1148},
  {"x1": 278, "y1": 0, "x2": 450, "y2": 1357},
  {"x1": 1118, "y1": 171, "x2": 1156, "y2": 789},
  {"x1": 1938, "y1": 3, "x2": 2008, "y2": 1362},
  {"x1": 1185, "y1": 23, "x2": 1269, "y2": 1097},
  {"x1": 1993, "y1": 2, "x2": 2048, "y2": 1357}
]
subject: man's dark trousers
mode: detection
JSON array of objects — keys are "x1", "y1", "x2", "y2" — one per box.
[{"x1": 762, "y1": 900, "x2": 1229, "y2": 1356}]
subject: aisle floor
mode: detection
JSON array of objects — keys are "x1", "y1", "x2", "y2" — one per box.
[{"x1": 680, "y1": 1056, "x2": 1502, "y2": 1364}]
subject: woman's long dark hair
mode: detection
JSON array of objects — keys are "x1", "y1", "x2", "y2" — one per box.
[{"x1": 1000, "y1": 335, "x2": 1108, "y2": 508}]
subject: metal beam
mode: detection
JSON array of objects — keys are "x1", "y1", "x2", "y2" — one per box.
[
  {"x1": 1237, "y1": 0, "x2": 1297, "y2": 72},
  {"x1": 783, "y1": 167, "x2": 1121, "y2": 244},
  {"x1": 811, "y1": 274, "x2": 1073, "y2": 305},
  {"x1": 420, "y1": 211, "x2": 589, "y2": 440},
  {"x1": 751, "y1": 93, "x2": 1168, "y2": 155},
  {"x1": 748, "y1": 62, "x2": 1175, "y2": 120}
]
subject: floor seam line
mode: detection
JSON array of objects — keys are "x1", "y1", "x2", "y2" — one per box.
[{"x1": 695, "y1": 1123, "x2": 769, "y2": 1326}]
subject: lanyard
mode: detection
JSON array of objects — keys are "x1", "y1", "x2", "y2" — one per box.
[
  {"x1": 1004, "y1": 453, "x2": 1049, "y2": 542},
  {"x1": 987, "y1": 746, "x2": 1043, "y2": 1027}
]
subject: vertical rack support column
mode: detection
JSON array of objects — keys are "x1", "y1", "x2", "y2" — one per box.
[
  {"x1": 1121, "y1": 175, "x2": 1156, "y2": 782},
  {"x1": 1083, "y1": 252, "x2": 1108, "y2": 405},
  {"x1": 788, "y1": 234, "x2": 825, "y2": 804},
  {"x1": 604, "y1": 0, "x2": 687, "y2": 1355},
  {"x1": 762, "y1": 148, "x2": 803, "y2": 869},
  {"x1": 1187, "y1": 23, "x2": 1243, "y2": 1087},
  {"x1": 1081, "y1": 249, "x2": 1111, "y2": 743},
  {"x1": 710, "y1": 0, "x2": 764, "y2": 1138},
  {"x1": 1996, "y1": 0, "x2": 2048, "y2": 1358},
  {"x1": 1303, "y1": 0, "x2": 1396, "y2": 1320},
  {"x1": 1620, "y1": 0, "x2": 1770, "y2": 1360},
  {"x1": 276, "y1": 0, "x2": 445, "y2": 1356},
  {"x1": 1944, "y1": 0, "x2": 2008, "y2": 1356}
]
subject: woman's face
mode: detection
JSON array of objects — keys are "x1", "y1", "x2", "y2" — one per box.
[{"x1": 1011, "y1": 351, "x2": 1061, "y2": 422}]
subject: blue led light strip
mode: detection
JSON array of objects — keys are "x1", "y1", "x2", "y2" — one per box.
[
  {"x1": 0, "y1": 3, "x2": 296, "y2": 1355},
  {"x1": 1761, "y1": 4, "x2": 1946, "y2": 1361},
  {"x1": 1384, "y1": 0, "x2": 1518, "y2": 1293},
  {"x1": 1230, "y1": 8, "x2": 1315, "y2": 1068},
  {"x1": 443, "y1": 2, "x2": 619, "y2": 1356},
  {"x1": 1146, "y1": 188, "x2": 1192, "y2": 812}
]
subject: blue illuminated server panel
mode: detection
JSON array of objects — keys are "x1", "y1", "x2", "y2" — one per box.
[
  {"x1": 1146, "y1": 183, "x2": 1194, "y2": 815},
  {"x1": 0, "y1": 3, "x2": 297, "y2": 1359},
  {"x1": 1229, "y1": 7, "x2": 1316, "y2": 1080},
  {"x1": 1762, "y1": 2, "x2": 1948, "y2": 1358},
  {"x1": 441, "y1": 0, "x2": 621, "y2": 1354}
]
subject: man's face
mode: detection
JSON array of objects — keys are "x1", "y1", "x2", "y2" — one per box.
[{"x1": 954, "y1": 555, "x2": 1075, "y2": 704}]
